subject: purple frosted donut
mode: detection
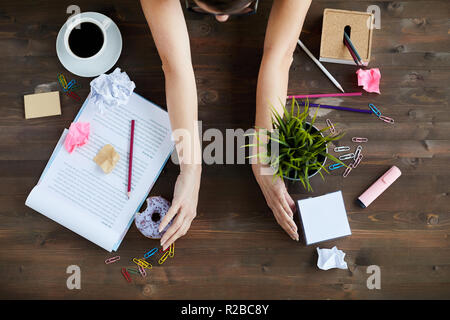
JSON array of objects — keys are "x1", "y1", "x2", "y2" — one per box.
[{"x1": 135, "y1": 196, "x2": 172, "y2": 239}]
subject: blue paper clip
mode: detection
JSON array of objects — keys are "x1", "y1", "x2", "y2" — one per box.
[
  {"x1": 369, "y1": 104, "x2": 381, "y2": 117},
  {"x1": 329, "y1": 163, "x2": 344, "y2": 171},
  {"x1": 144, "y1": 248, "x2": 158, "y2": 259},
  {"x1": 64, "y1": 79, "x2": 76, "y2": 91}
]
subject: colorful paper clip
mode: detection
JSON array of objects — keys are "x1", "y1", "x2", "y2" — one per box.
[
  {"x1": 354, "y1": 146, "x2": 362, "y2": 160},
  {"x1": 105, "y1": 256, "x2": 120, "y2": 264},
  {"x1": 339, "y1": 153, "x2": 355, "y2": 161},
  {"x1": 343, "y1": 163, "x2": 354, "y2": 178},
  {"x1": 144, "y1": 248, "x2": 158, "y2": 259},
  {"x1": 379, "y1": 115, "x2": 394, "y2": 124},
  {"x1": 138, "y1": 265, "x2": 147, "y2": 278},
  {"x1": 121, "y1": 268, "x2": 131, "y2": 283},
  {"x1": 329, "y1": 163, "x2": 344, "y2": 171},
  {"x1": 334, "y1": 146, "x2": 350, "y2": 152},
  {"x1": 64, "y1": 79, "x2": 76, "y2": 91},
  {"x1": 369, "y1": 104, "x2": 382, "y2": 117},
  {"x1": 69, "y1": 84, "x2": 81, "y2": 91},
  {"x1": 353, "y1": 153, "x2": 363, "y2": 168},
  {"x1": 67, "y1": 91, "x2": 81, "y2": 101},
  {"x1": 326, "y1": 119, "x2": 336, "y2": 135},
  {"x1": 169, "y1": 243, "x2": 175, "y2": 258},
  {"x1": 133, "y1": 258, "x2": 152, "y2": 269},
  {"x1": 352, "y1": 137, "x2": 368, "y2": 143},
  {"x1": 126, "y1": 268, "x2": 139, "y2": 275},
  {"x1": 159, "y1": 251, "x2": 170, "y2": 265},
  {"x1": 159, "y1": 246, "x2": 170, "y2": 253},
  {"x1": 57, "y1": 74, "x2": 68, "y2": 89}
]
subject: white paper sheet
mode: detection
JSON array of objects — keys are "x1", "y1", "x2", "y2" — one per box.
[
  {"x1": 26, "y1": 93, "x2": 174, "y2": 251},
  {"x1": 297, "y1": 191, "x2": 351, "y2": 245}
]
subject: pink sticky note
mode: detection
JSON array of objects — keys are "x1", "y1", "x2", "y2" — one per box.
[
  {"x1": 356, "y1": 68, "x2": 381, "y2": 94},
  {"x1": 64, "y1": 122, "x2": 90, "y2": 153}
]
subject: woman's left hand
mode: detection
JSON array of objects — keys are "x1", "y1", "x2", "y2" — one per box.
[{"x1": 159, "y1": 165, "x2": 201, "y2": 250}]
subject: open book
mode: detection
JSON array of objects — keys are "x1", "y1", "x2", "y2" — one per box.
[{"x1": 26, "y1": 93, "x2": 174, "y2": 251}]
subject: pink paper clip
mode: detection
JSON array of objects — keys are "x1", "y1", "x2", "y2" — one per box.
[
  {"x1": 352, "y1": 137, "x2": 368, "y2": 143},
  {"x1": 138, "y1": 265, "x2": 147, "y2": 278},
  {"x1": 326, "y1": 119, "x2": 336, "y2": 134},
  {"x1": 343, "y1": 163, "x2": 354, "y2": 178},
  {"x1": 353, "y1": 153, "x2": 363, "y2": 168},
  {"x1": 379, "y1": 115, "x2": 394, "y2": 124},
  {"x1": 105, "y1": 256, "x2": 120, "y2": 264}
]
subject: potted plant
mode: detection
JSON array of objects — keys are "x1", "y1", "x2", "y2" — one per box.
[{"x1": 248, "y1": 99, "x2": 345, "y2": 191}]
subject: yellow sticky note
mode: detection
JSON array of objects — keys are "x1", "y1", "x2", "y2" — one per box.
[
  {"x1": 93, "y1": 144, "x2": 120, "y2": 174},
  {"x1": 24, "y1": 91, "x2": 61, "y2": 119}
]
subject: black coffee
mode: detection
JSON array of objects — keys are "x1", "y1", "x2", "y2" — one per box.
[{"x1": 68, "y1": 22, "x2": 104, "y2": 58}]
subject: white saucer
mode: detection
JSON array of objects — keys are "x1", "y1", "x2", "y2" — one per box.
[{"x1": 56, "y1": 12, "x2": 122, "y2": 78}]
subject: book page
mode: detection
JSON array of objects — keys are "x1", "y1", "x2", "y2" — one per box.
[{"x1": 26, "y1": 93, "x2": 173, "y2": 251}]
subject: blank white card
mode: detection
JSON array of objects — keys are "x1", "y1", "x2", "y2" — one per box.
[{"x1": 297, "y1": 191, "x2": 351, "y2": 245}]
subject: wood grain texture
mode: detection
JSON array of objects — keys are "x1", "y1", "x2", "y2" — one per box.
[{"x1": 0, "y1": 0, "x2": 449, "y2": 299}]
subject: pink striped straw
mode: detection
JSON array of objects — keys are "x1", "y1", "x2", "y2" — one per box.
[{"x1": 287, "y1": 92, "x2": 362, "y2": 99}]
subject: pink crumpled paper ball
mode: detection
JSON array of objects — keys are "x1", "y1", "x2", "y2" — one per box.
[
  {"x1": 64, "y1": 122, "x2": 90, "y2": 153},
  {"x1": 356, "y1": 68, "x2": 381, "y2": 94}
]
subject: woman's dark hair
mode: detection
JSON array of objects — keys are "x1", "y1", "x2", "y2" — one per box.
[{"x1": 194, "y1": 0, "x2": 253, "y2": 13}]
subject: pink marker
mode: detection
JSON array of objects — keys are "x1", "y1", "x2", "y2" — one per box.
[{"x1": 357, "y1": 166, "x2": 402, "y2": 208}]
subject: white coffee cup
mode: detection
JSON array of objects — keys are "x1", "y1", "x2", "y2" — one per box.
[{"x1": 56, "y1": 12, "x2": 122, "y2": 77}]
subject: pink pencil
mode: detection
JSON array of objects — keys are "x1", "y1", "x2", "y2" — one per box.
[
  {"x1": 127, "y1": 120, "x2": 135, "y2": 199},
  {"x1": 287, "y1": 92, "x2": 362, "y2": 99}
]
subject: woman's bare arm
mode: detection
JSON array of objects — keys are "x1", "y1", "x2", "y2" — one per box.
[
  {"x1": 140, "y1": 0, "x2": 201, "y2": 250},
  {"x1": 253, "y1": 0, "x2": 312, "y2": 240}
]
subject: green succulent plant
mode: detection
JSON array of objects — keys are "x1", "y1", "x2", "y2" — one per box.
[{"x1": 246, "y1": 98, "x2": 345, "y2": 191}]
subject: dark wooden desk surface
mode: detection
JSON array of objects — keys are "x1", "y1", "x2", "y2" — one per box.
[{"x1": 1, "y1": 0, "x2": 449, "y2": 299}]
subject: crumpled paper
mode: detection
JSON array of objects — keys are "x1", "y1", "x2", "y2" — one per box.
[
  {"x1": 89, "y1": 67, "x2": 136, "y2": 113},
  {"x1": 356, "y1": 68, "x2": 381, "y2": 94},
  {"x1": 64, "y1": 122, "x2": 90, "y2": 153},
  {"x1": 93, "y1": 144, "x2": 120, "y2": 174},
  {"x1": 316, "y1": 246, "x2": 348, "y2": 270}
]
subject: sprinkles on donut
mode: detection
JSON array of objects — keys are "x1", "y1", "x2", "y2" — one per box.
[{"x1": 135, "y1": 196, "x2": 172, "y2": 239}]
